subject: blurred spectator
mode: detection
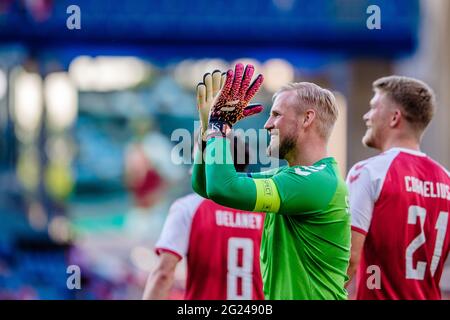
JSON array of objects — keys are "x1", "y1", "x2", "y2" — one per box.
[{"x1": 123, "y1": 117, "x2": 185, "y2": 240}]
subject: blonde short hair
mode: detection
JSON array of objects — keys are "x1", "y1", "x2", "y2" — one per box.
[
  {"x1": 274, "y1": 82, "x2": 339, "y2": 139},
  {"x1": 373, "y1": 76, "x2": 435, "y2": 132}
]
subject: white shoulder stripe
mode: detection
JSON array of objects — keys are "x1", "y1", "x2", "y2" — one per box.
[
  {"x1": 171, "y1": 193, "x2": 205, "y2": 220},
  {"x1": 294, "y1": 168, "x2": 311, "y2": 176},
  {"x1": 295, "y1": 164, "x2": 327, "y2": 176},
  {"x1": 348, "y1": 149, "x2": 401, "y2": 202}
]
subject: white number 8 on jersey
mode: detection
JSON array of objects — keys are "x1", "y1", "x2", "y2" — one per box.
[{"x1": 227, "y1": 237, "x2": 254, "y2": 300}]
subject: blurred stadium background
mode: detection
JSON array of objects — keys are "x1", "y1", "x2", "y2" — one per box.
[{"x1": 0, "y1": 0, "x2": 448, "y2": 299}]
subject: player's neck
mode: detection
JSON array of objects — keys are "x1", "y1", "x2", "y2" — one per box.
[
  {"x1": 380, "y1": 136, "x2": 421, "y2": 153},
  {"x1": 286, "y1": 142, "x2": 328, "y2": 167}
]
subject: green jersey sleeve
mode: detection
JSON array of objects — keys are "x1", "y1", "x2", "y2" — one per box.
[
  {"x1": 204, "y1": 137, "x2": 281, "y2": 213},
  {"x1": 203, "y1": 137, "x2": 338, "y2": 216},
  {"x1": 191, "y1": 138, "x2": 212, "y2": 198},
  {"x1": 192, "y1": 139, "x2": 279, "y2": 196},
  {"x1": 191, "y1": 145, "x2": 208, "y2": 198}
]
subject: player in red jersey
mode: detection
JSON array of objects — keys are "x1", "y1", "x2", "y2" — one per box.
[
  {"x1": 143, "y1": 136, "x2": 265, "y2": 300},
  {"x1": 346, "y1": 76, "x2": 450, "y2": 299}
]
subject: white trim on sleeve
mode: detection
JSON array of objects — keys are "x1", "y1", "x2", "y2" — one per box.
[
  {"x1": 346, "y1": 149, "x2": 400, "y2": 233},
  {"x1": 155, "y1": 193, "x2": 204, "y2": 259}
]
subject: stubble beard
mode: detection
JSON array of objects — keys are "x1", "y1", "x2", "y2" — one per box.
[
  {"x1": 279, "y1": 135, "x2": 296, "y2": 159},
  {"x1": 268, "y1": 133, "x2": 296, "y2": 160}
]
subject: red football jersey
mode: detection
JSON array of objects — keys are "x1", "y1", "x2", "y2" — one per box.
[
  {"x1": 155, "y1": 193, "x2": 265, "y2": 300},
  {"x1": 347, "y1": 148, "x2": 450, "y2": 299}
]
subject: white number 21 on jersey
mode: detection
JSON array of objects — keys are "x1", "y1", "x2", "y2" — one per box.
[
  {"x1": 406, "y1": 205, "x2": 448, "y2": 280},
  {"x1": 227, "y1": 237, "x2": 253, "y2": 300}
]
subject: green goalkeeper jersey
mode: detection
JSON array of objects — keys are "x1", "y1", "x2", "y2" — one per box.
[
  {"x1": 256, "y1": 164, "x2": 350, "y2": 299},
  {"x1": 192, "y1": 137, "x2": 351, "y2": 300}
]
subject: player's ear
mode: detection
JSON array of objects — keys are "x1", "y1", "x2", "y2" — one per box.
[
  {"x1": 390, "y1": 109, "x2": 402, "y2": 128},
  {"x1": 302, "y1": 109, "x2": 316, "y2": 128}
]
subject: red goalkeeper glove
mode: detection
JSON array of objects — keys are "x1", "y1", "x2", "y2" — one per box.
[{"x1": 207, "y1": 63, "x2": 264, "y2": 137}]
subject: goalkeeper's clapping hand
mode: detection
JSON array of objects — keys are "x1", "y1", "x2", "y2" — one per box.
[{"x1": 207, "y1": 63, "x2": 264, "y2": 137}]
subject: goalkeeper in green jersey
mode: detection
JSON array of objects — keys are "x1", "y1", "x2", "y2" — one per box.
[{"x1": 192, "y1": 63, "x2": 350, "y2": 300}]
